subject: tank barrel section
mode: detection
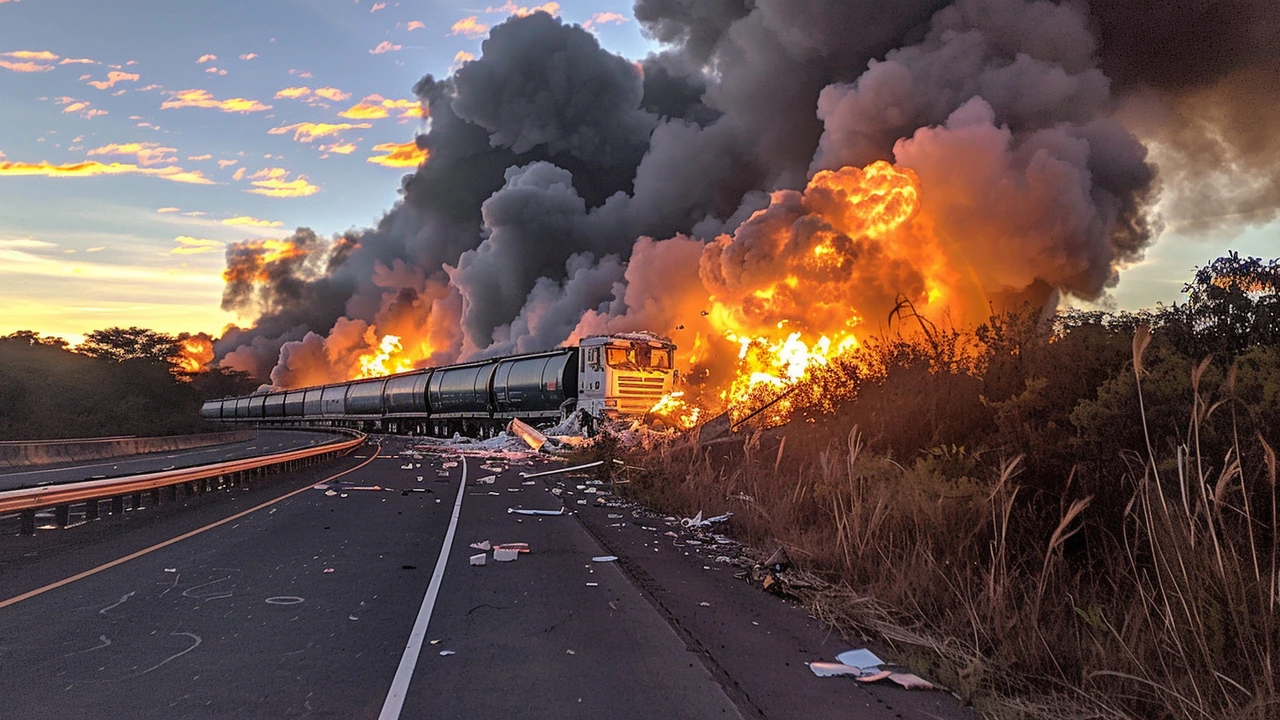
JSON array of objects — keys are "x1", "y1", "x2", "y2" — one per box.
[{"x1": 202, "y1": 333, "x2": 675, "y2": 437}]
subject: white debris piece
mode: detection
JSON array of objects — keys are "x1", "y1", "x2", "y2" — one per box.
[
  {"x1": 808, "y1": 662, "x2": 863, "y2": 678},
  {"x1": 469, "y1": 553, "x2": 487, "y2": 566}
]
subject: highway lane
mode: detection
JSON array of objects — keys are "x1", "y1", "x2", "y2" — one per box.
[
  {"x1": 0, "y1": 437, "x2": 973, "y2": 719},
  {"x1": 0, "y1": 429, "x2": 347, "y2": 491}
]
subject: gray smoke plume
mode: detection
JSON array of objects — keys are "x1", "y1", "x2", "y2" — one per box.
[{"x1": 213, "y1": 1, "x2": 1279, "y2": 386}]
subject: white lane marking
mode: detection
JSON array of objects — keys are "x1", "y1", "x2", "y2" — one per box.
[{"x1": 378, "y1": 456, "x2": 468, "y2": 720}]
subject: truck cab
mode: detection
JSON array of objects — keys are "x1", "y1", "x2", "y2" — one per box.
[{"x1": 576, "y1": 333, "x2": 676, "y2": 423}]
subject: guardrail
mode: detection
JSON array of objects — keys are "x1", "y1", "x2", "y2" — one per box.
[{"x1": 0, "y1": 428, "x2": 366, "y2": 536}]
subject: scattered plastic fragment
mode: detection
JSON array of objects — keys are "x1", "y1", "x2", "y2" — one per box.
[
  {"x1": 164, "y1": 568, "x2": 177, "y2": 573},
  {"x1": 889, "y1": 673, "x2": 934, "y2": 690},
  {"x1": 519, "y1": 460, "x2": 605, "y2": 479},
  {"x1": 494, "y1": 543, "x2": 530, "y2": 554},
  {"x1": 566, "y1": 649, "x2": 576, "y2": 655},
  {"x1": 521, "y1": 480, "x2": 536, "y2": 486},
  {"x1": 508, "y1": 507, "x2": 566, "y2": 516},
  {"x1": 442, "y1": 461, "x2": 458, "y2": 469},
  {"x1": 323, "y1": 568, "x2": 335, "y2": 574},
  {"x1": 682, "y1": 511, "x2": 732, "y2": 528},
  {"x1": 591, "y1": 555, "x2": 618, "y2": 563},
  {"x1": 494, "y1": 548, "x2": 519, "y2": 562},
  {"x1": 585, "y1": 582, "x2": 598, "y2": 587},
  {"x1": 470, "y1": 540, "x2": 491, "y2": 551},
  {"x1": 430, "y1": 639, "x2": 440, "y2": 645},
  {"x1": 607, "y1": 514, "x2": 623, "y2": 519},
  {"x1": 508, "y1": 417, "x2": 549, "y2": 451},
  {"x1": 856, "y1": 670, "x2": 893, "y2": 683},
  {"x1": 400, "y1": 463, "x2": 413, "y2": 469},
  {"x1": 439, "y1": 650, "x2": 455, "y2": 656},
  {"x1": 809, "y1": 662, "x2": 862, "y2": 678},
  {"x1": 474, "y1": 475, "x2": 496, "y2": 485},
  {"x1": 324, "y1": 490, "x2": 337, "y2": 497},
  {"x1": 469, "y1": 553, "x2": 487, "y2": 566},
  {"x1": 698, "y1": 601, "x2": 711, "y2": 607},
  {"x1": 835, "y1": 649, "x2": 884, "y2": 670}
]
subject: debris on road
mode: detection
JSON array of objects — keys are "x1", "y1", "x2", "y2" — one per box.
[
  {"x1": 592, "y1": 555, "x2": 618, "y2": 563},
  {"x1": 470, "y1": 540, "x2": 491, "y2": 551},
  {"x1": 469, "y1": 553, "x2": 487, "y2": 566},
  {"x1": 474, "y1": 475, "x2": 496, "y2": 485},
  {"x1": 681, "y1": 511, "x2": 732, "y2": 528},
  {"x1": 493, "y1": 542, "x2": 530, "y2": 553},
  {"x1": 518, "y1": 460, "x2": 605, "y2": 479},
  {"x1": 508, "y1": 507, "x2": 566, "y2": 516},
  {"x1": 835, "y1": 648, "x2": 884, "y2": 669},
  {"x1": 508, "y1": 417, "x2": 549, "y2": 452},
  {"x1": 439, "y1": 650, "x2": 455, "y2": 656},
  {"x1": 808, "y1": 662, "x2": 863, "y2": 678},
  {"x1": 888, "y1": 673, "x2": 934, "y2": 690},
  {"x1": 323, "y1": 568, "x2": 335, "y2": 573},
  {"x1": 494, "y1": 547, "x2": 519, "y2": 562}
]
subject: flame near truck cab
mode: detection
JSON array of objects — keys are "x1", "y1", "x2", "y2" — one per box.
[{"x1": 575, "y1": 333, "x2": 677, "y2": 422}]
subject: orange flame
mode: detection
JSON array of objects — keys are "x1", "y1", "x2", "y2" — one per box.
[
  {"x1": 355, "y1": 333, "x2": 417, "y2": 379},
  {"x1": 175, "y1": 334, "x2": 214, "y2": 375}
]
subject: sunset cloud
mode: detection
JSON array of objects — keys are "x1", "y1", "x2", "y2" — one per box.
[
  {"x1": 275, "y1": 86, "x2": 311, "y2": 99},
  {"x1": 313, "y1": 87, "x2": 350, "y2": 102},
  {"x1": 452, "y1": 50, "x2": 476, "y2": 70},
  {"x1": 1, "y1": 50, "x2": 58, "y2": 72},
  {"x1": 204, "y1": 66, "x2": 227, "y2": 76},
  {"x1": 161, "y1": 89, "x2": 271, "y2": 113},
  {"x1": 87, "y1": 142, "x2": 177, "y2": 166},
  {"x1": 320, "y1": 141, "x2": 357, "y2": 155},
  {"x1": 239, "y1": 53, "x2": 257, "y2": 61},
  {"x1": 485, "y1": 2, "x2": 559, "y2": 17},
  {"x1": 288, "y1": 68, "x2": 312, "y2": 79},
  {"x1": 370, "y1": 2, "x2": 385, "y2": 12},
  {"x1": 59, "y1": 57, "x2": 96, "y2": 65},
  {"x1": 450, "y1": 17, "x2": 489, "y2": 37},
  {"x1": 86, "y1": 70, "x2": 140, "y2": 90},
  {"x1": 55, "y1": 97, "x2": 108, "y2": 119},
  {"x1": 188, "y1": 154, "x2": 212, "y2": 161},
  {"x1": 369, "y1": 41, "x2": 402, "y2": 54},
  {"x1": 366, "y1": 140, "x2": 428, "y2": 168},
  {"x1": 217, "y1": 159, "x2": 238, "y2": 169},
  {"x1": 268, "y1": 121, "x2": 372, "y2": 143},
  {"x1": 244, "y1": 167, "x2": 319, "y2": 198},
  {"x1": 171, "y1": 236, "x2": 224, "y2": 255},
  {"x1": 156, "y1": 207, "x2": 181, "y2": 214},
  {"x1": 222, "y1": 215, "x2": 283, "y2": 228},
  {"x1": 406, "y1": 20, "x2": 425, "y2": 31},
  {"x1": 338, "y1": 94, "x2": 421, "y2": 120},
  {"x1": 582, "y1": 11, "x2": 627, "y2": 29},
  {"x1": 0, "y1": 158, "x2": 214, "y2": 185},
  {"x1": 196, "y1": 54, "x2": 217, "y2": 64}
]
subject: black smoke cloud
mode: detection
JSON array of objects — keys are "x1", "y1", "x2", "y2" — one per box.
[{"x1": 215, "y1": 1, "x2": 1279, "y2": 385}]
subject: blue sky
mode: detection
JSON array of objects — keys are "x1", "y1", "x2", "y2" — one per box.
[
  {"x1": 0, "y1": 0, "x2": 1274, "y2": 343},
  {"x1": 0, "y1": 0, "x2": 646, "y2": 342}
]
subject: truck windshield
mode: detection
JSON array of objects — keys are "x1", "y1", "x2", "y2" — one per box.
[{"x1": 606, "y1": 345, "x2": 672, "y2": 370}]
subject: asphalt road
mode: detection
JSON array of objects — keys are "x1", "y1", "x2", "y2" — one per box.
[
  {"x1": 0, "y1": 429, "x2": 347, "y2": 491},
  {"x1": 0, "y1": 436, "x2": 974, "y2": 719}
]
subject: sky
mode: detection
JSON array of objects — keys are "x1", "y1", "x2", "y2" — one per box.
[
  {"x1": 0, "y1": 0, "x2": 1275, "y2": 345},
  {"x1": 0, "y1": 0, "x2": 646, "y2": 344}
]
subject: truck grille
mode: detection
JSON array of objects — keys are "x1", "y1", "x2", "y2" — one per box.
[{"x1": 614, "y1": 375, "x2": 667, "y2": 413}]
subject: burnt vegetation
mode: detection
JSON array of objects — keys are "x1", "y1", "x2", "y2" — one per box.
[
  {"x1": 0, "y1": 328, "x2": 257, "y2": 441},
  {"x1": 626, "y1": 253, "x2": 1280, "y2": 720}
]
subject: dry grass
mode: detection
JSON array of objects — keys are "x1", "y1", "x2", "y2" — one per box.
[{"x1": 617, "y1": 332, "x2": 1279, "y2": 719}]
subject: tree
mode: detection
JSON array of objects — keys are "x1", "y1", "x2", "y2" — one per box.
[
  {"x1": 1173, "y1": 253, "x2": 1280, "y2": 356},
  {"x1": 1, "y1": 330, "x2": 69, "y2": 349},
  {"x1": 78, "y1": 326, "x2": 184, "y2": 365}
]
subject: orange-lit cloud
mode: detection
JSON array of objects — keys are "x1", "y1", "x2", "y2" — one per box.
[
  {"x1": 370, "y1": 41, "x2": 402, "y2": 54},
  {"x1": 59, "y1": 57, "x2": 96, "y2": 65},
  {"x1": 87, "y1": 142, "x2": 177, "y2": 166},
  {"x1": 582, "y1": 11, "x2": 627, "y2": 29},
  {"x1": 222, "y1": 215, "x2": 283, "y2": 228},
  {"x1": 188, "y1": 154, "x2": 213, "y2": 161},
  {"x1": 406, "y1": 20, "x2": 426, "y2": 30},
  {"x1": 161, "y1": 89, "x2": 271, "y2": 113},
  {"x1": 156, "y1": 207, "x2": 181, "y2": 214},
  {"x1": 289, "y1": 68, "x2": 312, "y2": 78},
  {"x1": 1, "y1": 50, "x2": 58, "y2": 72},
  {"x1": 239, "y1": 53, "x2": 258, "y2": 61},
  {"x1": 55, "y1": 96, "x2": 108, "y2": 119},
  {"x1": 450, "y1": 17, "x2": 489, "y2": 37},
  {"x1": 0, "y1": 159, "x2": 214, "y2": 185},
  {"x1": 367, "y1": 141, "x2": 429, "y2": 168},
  {"x1": 204, "y1": 67, "x2": 228, "y2": 76},
  {"x1": 313, "y1": 87, "x2": 350, "y2": 102},
  {"x1": 244, "y1": 168, "x2": 320, "y2": 198},
  {"x1": 485, "y1": 2, "x2": 559, "y2": 17},
  {"x1": 171, "y1": 236, "x2": 224, "y2": 255},
  {"x1": 275, "y1": 86, "x2": 311, "y2": 99},
  {"x1": 339, "y1": 94, "x2": 421, "y2": 120},
  {"x1": 217, "y1": 159, "x2": 238, "y2": 169},
  {"x1": 232, "y1": 167, "x2": 246, "y2": 181},
  {"x1": 452, "y1": 50, "x2": 476, "y2": 70},
  {"x1": 196, "y1": 54, "x2": 217, "y2": 64},
  {"x1": 320, "y1": 141, "x2": 357, "y2": 155},
  {"x1": 86, "y1": 71, "x2": 140, "y2": 90},
  {"x1": 268, "y1": 121, "x2": 372, "y2": 143},
  {"x1": 370, "y1": 2, "x2": 385, "y2": 11}
]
